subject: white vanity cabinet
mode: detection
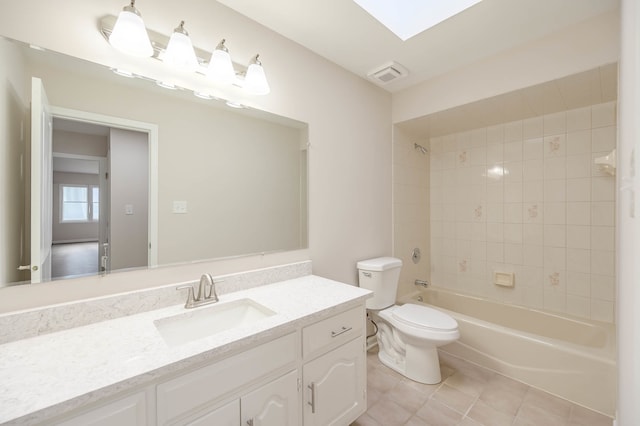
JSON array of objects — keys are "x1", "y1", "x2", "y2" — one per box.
[
  {"x1": 302, "y1": 306, "x2": 367, "y2": 426},
  {"x1": 157, "y1": 333, "x2": 298, "y2": 426},
  {"x1": 36, "y1": 301, "x2": 368, "y2": 426},
  {"x1": 54, "y1": 391, "x2": 151, "y2": 426}
]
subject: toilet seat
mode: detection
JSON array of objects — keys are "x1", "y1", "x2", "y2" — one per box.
[
  {"x1": 378, "y1": 303, "x2": 460, "y2": 344},
  {"x1": 391, "y1": 303, "x2": 458, "y2": 332}
]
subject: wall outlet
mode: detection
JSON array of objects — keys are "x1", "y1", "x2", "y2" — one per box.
[
  {"x1": 125, "y1": 204, "x2": 134, "y2": 215},
  {"x1": 172, "y1": 201, "x2": 188, "y2": 214}
]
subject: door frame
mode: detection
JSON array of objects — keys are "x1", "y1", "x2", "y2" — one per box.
[{"x1": 49, "y1": 106, "x2": 159, "y2": 267}]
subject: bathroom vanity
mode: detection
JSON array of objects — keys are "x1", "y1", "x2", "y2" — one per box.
[{"x1": 0, "y1": 272, "x2": 371, "y2": 425}]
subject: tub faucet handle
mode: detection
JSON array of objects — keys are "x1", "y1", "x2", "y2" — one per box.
[{"x1": 415, "y1": 279, "x2": 429, "y2": 288}]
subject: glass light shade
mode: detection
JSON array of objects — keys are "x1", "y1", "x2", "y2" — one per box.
[
  {"x1": 244, "y1": 60, "x2": 270, "y2": 95},
  {"x1": 207, "y1": 48, "x2": 235, "y2": 84},
  {"x1": 109, "y1": 6, "x2": 153, "y2": 57},
  {"x1": 164, "y1": 28, "x2": 198, "y2": 71}
]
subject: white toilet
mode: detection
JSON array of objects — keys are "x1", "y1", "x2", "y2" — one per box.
[{"x1": 357, "y1": 257, "x2": 459, "y2": 384}]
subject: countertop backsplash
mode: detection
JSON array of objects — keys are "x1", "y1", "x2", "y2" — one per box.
[{"x1": 0, "y1": 260, "x2": 312, "y2": 345}]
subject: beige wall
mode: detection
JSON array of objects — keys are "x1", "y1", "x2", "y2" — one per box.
[
  {"x1": 0, "y1": 38, "x2": 28, "y2": 285},
  {"x1": 53, "y1": 130, "x2": 108, "y2": 157},
  {"x1": 393, "y1": 127, "x2": 430, "y2": 298},
  {"x1": 52, "y1": 172, "x2": 100, "y2": 243},
  {"x1": 392, "y1": 10, "x2": 620, "y2": 124},
  {"x1": 0, "y1": 0, "x2": 391, "y2": 311}
]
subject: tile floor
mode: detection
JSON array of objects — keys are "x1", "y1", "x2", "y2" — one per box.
[{"x1": 352, "y1": 348, "x2": 612, "y2": 426}]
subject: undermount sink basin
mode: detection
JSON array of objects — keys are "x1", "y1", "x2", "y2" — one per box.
[{"x1": 154, "y1": 298, "x2": 276, "y2": 346}]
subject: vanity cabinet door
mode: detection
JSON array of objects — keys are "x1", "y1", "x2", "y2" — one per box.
[
  {"x1": 186, "y1": 399, "x2": 239, "y2": 426},
  {"x1": 54, "y1": 391, "x2": 149, "y2": 426},
  {"x1": 241, "y1": 370, "x2": 299, "y2": 426},
  {"x1": 302, "y1": 338, "x2": 366, "y2": 426}
]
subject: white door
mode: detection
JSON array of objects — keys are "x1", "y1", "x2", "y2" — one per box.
[
  {"x1": 30, "y1": 77, "x2": 53, "y2": 284},
  {"x1": 303, "y1": 338, "x2": 366, "y2": 426},
  {"x1": 98, "y1": 156, "x2": 110, "y2": 273},
  {"x1": 241, "y1": 370, "x2": 299, "y2": 426}
]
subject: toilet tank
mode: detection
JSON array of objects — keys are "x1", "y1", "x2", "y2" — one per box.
[{"x1": 357, "y1": 257, "x2": 402, "y2": 310}]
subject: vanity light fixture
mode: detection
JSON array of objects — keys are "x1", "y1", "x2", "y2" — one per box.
[
  {"x1": 111, "y1": 68, "x2": 135, "y2": 78},
  {"x1": 193, "y1": 91, "x2": 217, "y2": 100},
  {"x1": 244, "y1": 54, "x2": 270, "y2": 95},
  {"x1": 163, "y1": 21, "x2": 198, "y2": 71},
  {"x1": 207, "y1": 39, "x2": 236, "y2": 84},
  {"x1": 109, "y1": 0, "x2": 153, "y2": 57},
  {"x1": 101, "y1": 8, "x2": 272, "y2": 96}
]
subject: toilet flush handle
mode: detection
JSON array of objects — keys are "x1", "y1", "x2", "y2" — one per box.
[{"x1": 362, "y1": 271, "x2": 372, "y2": 277}]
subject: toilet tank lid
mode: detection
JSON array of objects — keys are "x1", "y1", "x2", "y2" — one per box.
[{"x1": 357, "y1": 257, "x2": 402, "y2": 271}]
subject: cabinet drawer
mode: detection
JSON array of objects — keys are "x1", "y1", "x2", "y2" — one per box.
[
  {"x1": 157, "y1": 332, "x2": 296, "y2": 425},
  {"x1": 302, "y1": 306, "x2": 364, "y2": 359}
]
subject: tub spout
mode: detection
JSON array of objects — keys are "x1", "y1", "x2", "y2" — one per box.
[{"x1": 415, "y1": 279, "x2": 429, "y2": 288}]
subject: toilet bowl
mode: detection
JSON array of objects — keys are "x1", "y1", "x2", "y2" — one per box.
[{"x1": 357, "y1": 257, "x2": 459, "y2": 384}]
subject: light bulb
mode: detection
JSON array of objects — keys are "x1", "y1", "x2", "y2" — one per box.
[
  {"x1": 109, "y1": 1, "x2": 153, "y2": 57},
  {"x1": 207, "y1": 39, "x2": 235, "y2": 84},
  {"x1": 244, "y1": 54, "x2": 270, "y2": 95},
  {"x1": 163, "y1": 21, "x2": 198, "y2": 71}
]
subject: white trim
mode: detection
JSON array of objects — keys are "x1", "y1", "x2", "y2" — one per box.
[{"x1": 50, "y1": 106, "x2": 159, "y2": 267}]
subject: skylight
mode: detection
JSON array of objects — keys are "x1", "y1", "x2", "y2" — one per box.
[{"x1": 352, "y1": 0, "x2": 483, "y2": 41}]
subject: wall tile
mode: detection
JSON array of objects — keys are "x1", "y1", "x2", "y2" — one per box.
[
  {"x1": 591, "y1": 126, "x2": 616, "y2": 152},
  {"x1": 566, "y1": 179, "x2": 591, "y2": 202},
  {"x1": 504, "y1": 121, "x2": 523, "y2": 142},
  {"x1": 591, "y1": 202, "x2": 615, "y2": 226},
  {"x1": 591, "y1": 274, "x2": 615, "y2": 301},
  {"x1": 566, "y1": 295, "x2": 590, "y2": 318},
  {"x1": 567, "y1": 271, "x2": 590, "y2": 296},
  {"x1": 590, "y1": 299, "x2": 614, "y2": 322},
  {"x1": 566, "y1": 106, "x2": 591, "y2": 132},
  {"x1": 591, "y1": 226, "x2": 615, "y2": 251},
  {"x1": 424, "y1": 102, "x2": 616, "y2": 323},
  {"x1": 544, "y1": 134, "x2": 566, "y2": 157},
  {"x1": 543, "y1": 111, "x2": 566, "y2": 136},
  {"x1": 543, "y1": 157, "x2": 566, "y2": 180},
  {"x1": 566, "y1": 248, "x2": 591, "y2": 273},
  {"x1": 543, "y1": 203, "x2": 566, "y2": 225},
  {"x1": 566, "y1": 202, "x2": 590, "y2": 226},
  {"x1": 523, "y1": 244, "x2": 544, "y2": 267},
  {"x1": 591, "y1": 176, "x2": 615, "y2": 201},
  {"x1": 544, "y1": 224, "x2": 566, "y2": 247},
  {"x1": 590, "y1": 250, "x2": 615, "y2": 276},
  {"x1": 566, "y1": 130, "x2": 591, "y2": 155},
  {"x1": 567, "y1": 225, "x2": 591, "y2": 249},
  {"x1": 523, "y1": 138, "x2": 544, "y2": 160},
  {"x1": 566, "y1": 155, "x2": 591, "y2": 179},
  {"x1": 591, "y1": 102, "x2": 616, "y2": 128}
]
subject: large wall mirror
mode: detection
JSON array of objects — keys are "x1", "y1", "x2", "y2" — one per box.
[{"x1": 0, "y1": 35, "x2": 309, "y2": 287}]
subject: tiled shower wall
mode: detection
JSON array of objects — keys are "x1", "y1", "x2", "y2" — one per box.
[{"x1": 429, "y1": 102, "x2": 616, "y2": 323}]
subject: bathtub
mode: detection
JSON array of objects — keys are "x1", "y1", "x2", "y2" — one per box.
[{"x1": 398, "y1": 287, "x2": 616, "y2": 417}]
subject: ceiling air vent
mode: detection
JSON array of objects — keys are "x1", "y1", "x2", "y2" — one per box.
[{"x1": 367, "y1": 61, "x2": 409, "y2": 85}]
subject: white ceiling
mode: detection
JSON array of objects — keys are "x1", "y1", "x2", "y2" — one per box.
[{"x1": 217, "y1": 0, "x2": 619, "y2": 93}]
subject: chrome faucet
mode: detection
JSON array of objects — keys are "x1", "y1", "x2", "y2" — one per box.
[
  {"x1": 177, "y1": 273, "x2": 220, "y2": 309},
  {"x1": 415, "y1": 279, "x2": 429, "y2": 288}
]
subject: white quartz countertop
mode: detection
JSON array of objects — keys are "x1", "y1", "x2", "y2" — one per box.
[{"x1": 0, "y1": 275, "x2": 371, "y2": 425}]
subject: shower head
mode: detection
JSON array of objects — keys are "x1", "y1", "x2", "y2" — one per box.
[{"x1": 414, "y1": 143, "x2": 428, "y2": 155}]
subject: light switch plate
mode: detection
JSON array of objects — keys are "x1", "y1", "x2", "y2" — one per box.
[
  {"x1": 125, "y1": 204, "x2": 134, "y2": 215},
  {"x1": 173, "y1": 201, "x2": 187, "y2": 214}
]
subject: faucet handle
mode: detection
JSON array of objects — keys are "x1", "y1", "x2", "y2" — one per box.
[{"x1": 176, "y1": 285, "x2": 197, "y2": 308}]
